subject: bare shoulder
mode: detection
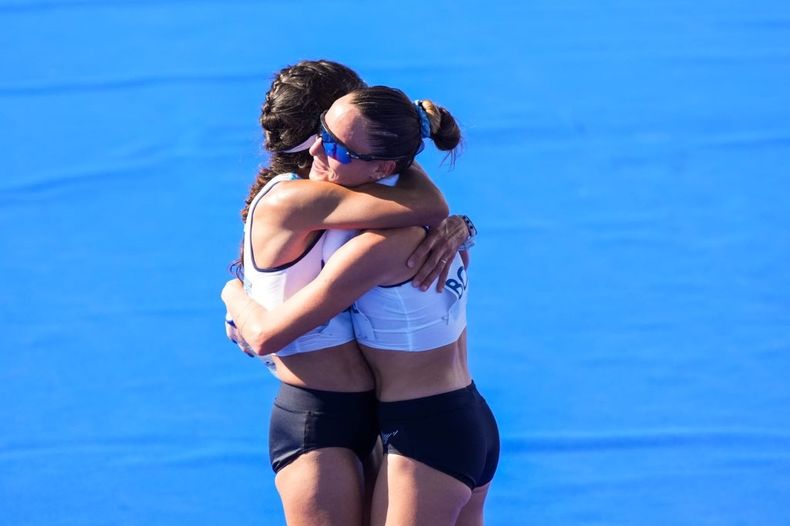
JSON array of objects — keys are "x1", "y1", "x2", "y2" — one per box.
[
  {"x1": 256, "y1": 179, "x2": 343, "y2": 227},
  {"x1": 262, "y1": 179, "x2": 328, "y2": 207}
]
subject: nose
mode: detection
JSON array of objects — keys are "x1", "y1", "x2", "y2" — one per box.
[{"x1": 309, "y1": 133, "x2": 324, "y2": 158}]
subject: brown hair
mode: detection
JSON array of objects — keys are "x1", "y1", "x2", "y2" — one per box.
[
  {"x1": 348, "y1": 86, "x2": 462, "y2": 173},
  {"x1": 230, "y1": 60, "x2": 366, "y2": 278}
]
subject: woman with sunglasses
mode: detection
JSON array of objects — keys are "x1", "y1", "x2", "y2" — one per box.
[
  {"x1": 228, "y1": 62, "x2": 472, "y2": 526},
  {"x1": 223, "y1": 86, "x2": 499, "y2": 526}
]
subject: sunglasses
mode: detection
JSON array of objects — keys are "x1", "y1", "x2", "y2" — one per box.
[{"x1": 319, "y1": 111, "x2": 408, "y2": 165}]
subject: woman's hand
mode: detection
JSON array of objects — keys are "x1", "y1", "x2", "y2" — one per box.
[
  {"x1": 221, "y1": 278, "x2": 244, "y2": 304},
  {"x1": 224, "y1": 315, "x2": 256, "y2": 358},
  {"x1": 406, "y1": 215, "x2": 469, "y2": 292},
  {"x1": 222, "y1": 280, "x2": 256, "y2": 357}
]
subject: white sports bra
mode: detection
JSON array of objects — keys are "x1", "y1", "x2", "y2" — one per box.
[
  {"x1": 243, "y1": 173, "x2": 355, "y2": 362},
  {"x1": 350, "y1": 252, "x2": 468, "y2": 352}
]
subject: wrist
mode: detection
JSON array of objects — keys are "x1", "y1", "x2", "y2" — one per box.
[
  {"x1": 458, "y1": 215, "x2": 477, "y2": 251},
  {"x1": 234, "y1": 297, "x2": 257, "y2": 332}
]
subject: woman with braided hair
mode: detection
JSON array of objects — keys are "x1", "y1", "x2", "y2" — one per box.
[
  {"x1": 225, "y1": 62, "x2": 472, "y2": 525},
  {"x1": 223, "y1": 85, "x2": 498, "y2": 525}
]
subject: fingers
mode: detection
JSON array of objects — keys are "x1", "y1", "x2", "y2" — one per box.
[
  {"x1": 225, "y1": 316, "x2": 255, "y2": 358},
  {"x1": 410, "y1": 245, "x2": 438, "y2": 289},
  {"x1": 222, "y1": 283, "x2": 255, "y2": 357},
  {"x1": 238, "y1": 341, "x2": 256, "y2": 358},
  {"x1": 412, "y1": 249, "x2": 452, "y2": 291},
  {"x1": 221, "y1": 278, "x2": 244, "y2": 302},
  {"x1": 435, "y1": 257, "x2": 452, "y2": 292},
  {"x1": 407, "y1": 233, "x2": 438, "y2": 268},
  {"x1": 410, "y1": 216, "x2": 468, "y2": 291},
  {"x1": 225, "y1": 319, "x2": 240, "y2": 344}
]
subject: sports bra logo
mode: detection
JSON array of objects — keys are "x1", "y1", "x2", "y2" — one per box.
[{"x1": 445, "y1": 265, "x2": 467, "y2": 300}]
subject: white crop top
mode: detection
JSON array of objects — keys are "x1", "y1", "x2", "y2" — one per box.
[
  {"x1": 350, "y1": 252, "x2": 468, "y2": 352},
  {"x1": 243, "y1": 173, "x2": 355, "y2": 362}
]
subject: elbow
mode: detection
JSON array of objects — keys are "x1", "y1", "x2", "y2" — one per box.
[
  {"x1": 437, "y1": 198, "x2": 450, "y2": 219},
  {"x1": 426, "y1": 197, "x2": 450, "y2": 227}
]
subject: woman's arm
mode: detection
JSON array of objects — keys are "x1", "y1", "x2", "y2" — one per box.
[
  {"x1": 266, "y1": 163, "x2": 448, "y2": 232},
  {"x1": 221, "y1": 228, "x2": 426, "y2": 356}
]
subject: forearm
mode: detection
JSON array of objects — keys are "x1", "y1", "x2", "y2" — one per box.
[
  {"x1": 318, "y1": 166, "x2": 448, "y2": 229},
  {"x1": 250, "y1": 282, "x2": 354, "y2": 356},
  {"x1": 392, "y1": 162, "x2": 449, "y2": 227},
  {"x1": 221, "y1": 276, "x2": 363, "y2": 357},
  {"x1": 222, "y1": 233, "x2": 407, "y2": 356},
  {"x1": 274, "y1": 170, "x2": 448, "y2": 232}
]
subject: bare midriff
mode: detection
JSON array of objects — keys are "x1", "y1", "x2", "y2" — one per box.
[
  {"x1": 361, "y1": 329, "x2": 471, "y2": 402},
  {"x1": 273, "y1": 340, "x2": 375, "y2": 392}
]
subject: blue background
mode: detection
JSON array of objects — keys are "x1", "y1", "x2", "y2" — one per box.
[{"x1": 2, "y1": 1, "x2": 789, "y2": 524}]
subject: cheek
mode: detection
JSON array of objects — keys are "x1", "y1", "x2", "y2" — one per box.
[
  {"x1": 325, "y1": 159, "x2": 354, "y2": 185},
  {"x1": 308, "y1": 157, "x2": 331, "y2": 181},
  {"x1": 334, "y1": 165, "x2": 371, "y2": 187}
]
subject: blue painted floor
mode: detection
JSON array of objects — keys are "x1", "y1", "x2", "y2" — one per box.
[{"x1": 2, "y1": 1, "x2": 789, "y2": 524}]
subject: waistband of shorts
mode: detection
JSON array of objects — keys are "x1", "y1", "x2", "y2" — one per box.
[
  {"x1": 275, "y1": 382, "x2": 377, "y2": 413},
  {"x1": 378, "y1": 382, "x2": 481, "y2": 420}
]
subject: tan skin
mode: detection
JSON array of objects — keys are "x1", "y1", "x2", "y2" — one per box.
[
  {"x1": 250, "y1": 182, "x2": 443, "y2": 525},
  {"x1": 248, "y1": 164, "x2": 446, "y2": 392},
  {"x1": 229, "y1": 97, "x2": 477, "y2": 525},
  {"x1": 223, "y1": 94, "x2": 491, "y2": 526},
  {"x1": 304, "y1": 92, "x2": 471, "y2": 291},
  {"x1": 222, "y1": 229, "x2": 489, "y2": 526},
  {"x1": 240, "y1": 94, "x2": 467, "y2": 392}
]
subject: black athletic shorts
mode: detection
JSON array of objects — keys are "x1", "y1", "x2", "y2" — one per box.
[
  {"x1": 378, "y1": 382, "x2": 500, "y2": 489},
  {"x1": 268, "y1": 382, "x2": 379, "y2": 473}
]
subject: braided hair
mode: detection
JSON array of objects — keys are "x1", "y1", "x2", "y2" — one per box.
[{"x1": 231, "y1": 60, "x2": 366, "y2": 277}]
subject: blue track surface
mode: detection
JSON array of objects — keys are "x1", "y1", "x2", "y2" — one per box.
[{"x1": 2, "y1": 2, "x2": 790, "y2": 524}]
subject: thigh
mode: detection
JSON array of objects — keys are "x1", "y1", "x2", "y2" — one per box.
[
  {"x1": 371, "y1": 454, "x2": 472, "y2": 526},
  {"x1": 455, "y1": 482, "x2": 492, "y2": 526},
  {"x1": 276, "y1": 448, "x2": 365, "y2": 526},
  {"x1": 363, "y1": 436, "x2": 384, "y2": 526}
]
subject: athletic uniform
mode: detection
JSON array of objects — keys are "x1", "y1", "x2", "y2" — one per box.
[
  {"x1": 351, "y1": 253, "x2": 500, "y2": 489},
  {"x1": 243, "y1": 173, "x2": 377, "y2": 473}
]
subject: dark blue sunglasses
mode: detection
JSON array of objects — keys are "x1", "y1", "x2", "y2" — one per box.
[{"x1": 319, "y1": 111, "x2": 409, "y2": 165}]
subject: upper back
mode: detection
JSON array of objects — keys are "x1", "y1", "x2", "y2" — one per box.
[
  {"x1": 242, "y1": 174, "x2": 323, "y2": 304},
  {"x1": 351, "y1": 251, "x2": 468, "y2": 352}
]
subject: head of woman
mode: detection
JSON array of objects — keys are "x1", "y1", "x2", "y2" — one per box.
[
  {"x1": 309, "y1": 85, "x2": 462, "y2": 187},
  {"x1": 239, "y1": 60, "x2": 365, "y2": 222},
  {"x1": 259, "y1": 59, "x2": 366, "y2": 178},
  {"x1": 233, "y1": 59, "x2": 365, "y2": 276}
]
